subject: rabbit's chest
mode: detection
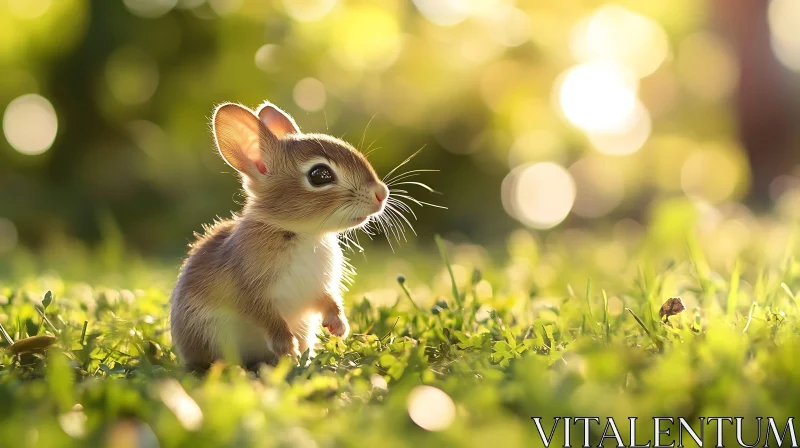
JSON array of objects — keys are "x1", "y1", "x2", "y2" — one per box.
[{"x1": 269, "y1": 236, "x2": 342, "y2": 316}]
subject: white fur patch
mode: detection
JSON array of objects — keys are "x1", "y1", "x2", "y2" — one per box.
[
  {"x1": 270, "y1": 233, "x2": 341, "y2": 315},
  {"x1": 179, "y1": 234, "x2": 343, "y2": 363},
  {"x1": 265, "y1": 233, "x2": 342, "y2": 355}
]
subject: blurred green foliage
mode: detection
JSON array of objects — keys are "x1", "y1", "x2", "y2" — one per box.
[{"x1": 2, "y1": 0, "x2": 782, "y2": 257}]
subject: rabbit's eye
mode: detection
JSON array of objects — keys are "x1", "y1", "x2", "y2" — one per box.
[{"x1": 308, "y1": 164, "x2": 335, "y2": 186}]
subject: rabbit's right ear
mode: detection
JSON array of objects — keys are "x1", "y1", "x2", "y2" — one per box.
[
  {"x1": 212, "y1": 103, "x2": 275, "y2": 176},
  {"x1": 256, "y1": 102, "x2": 300, "y2": 139}
]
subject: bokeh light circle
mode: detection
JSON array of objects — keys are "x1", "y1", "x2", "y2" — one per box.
[
  {"x1": 254, "y1": 45, "x2": 279, "y2": 72},
  {"x1": 587, "y1": 100, "x2": 652, "y2": 156},
  {"x1": 293, "y1": 78, "x2": 327, "y2": 112},
  {"x1": 411, "y1": 0, "x2": 471, "y2": 26},
  {"x1": 8, "y1": 0, "x2": 52, "y2": 19},
  {"x1": 570, "y1": 5, "x2": 669, "y2": 78},
  {"x1": 122, "y1": 0, "x2": 177, "y2": 18},
  {"x1": 502, "y1": 162, "x2": 576, "y2": 229},
  {"x1": 681, "y1": 148, "x2": 741, "y2": 203},
  {"x1": 407, "y1": 386, "x2": 456, "y2": 431},
  {"x1": 768, "y1": 0, "x2": 800, "y2": 71},
  {"x1": 485, "y1": 6, "x2": 532, "y2": 47},
  {"x1": 557, "y1": 61, "x2": 638, "y2": 133},
  {"x1": 208, "y1": 0, "x2": 242, "y2": 16},
  {"x1": 677, "y1": 32, "x2": 739, "y2": 101},
  {"x1": 0, "y1": 218, "x2": 18, "y2": 254},
  {"x1": 283, "y1": 0, "x2": 336, "y2": 22},
  {"x1": 3, "y1": 94, "x2": 58, "y2": 155},
  {"x1": 507, "y1": 130, "x2": 563, "y2": 168},
  {"x1": 569, "y1": 157, "x2": 625, "y2": 218},
  {"x1": 370, "y1": 374, "x2": 388, "y2": 390},
  {"x1": 105, "y1": 47, "x2": 160, "y2": 105},
  {"x1": 330, "y1": 6, "x2": 402, "y2": 71}
]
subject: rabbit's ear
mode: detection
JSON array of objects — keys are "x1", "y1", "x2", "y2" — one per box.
[
  {"x1": 212, "y1": 103, "x2": 271, "y2": 176},
  {"x1": 256, "y1": 101, "x2": 300, "y2": 139}
]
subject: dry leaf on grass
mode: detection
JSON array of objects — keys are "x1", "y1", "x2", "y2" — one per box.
[{"x1": 659, "y1": 297, "x2": 686, "y2": 319}]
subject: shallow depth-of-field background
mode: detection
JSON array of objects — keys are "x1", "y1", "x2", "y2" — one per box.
[{"x1": 3, "y1": 0, "x2": 800, "y2": 446}]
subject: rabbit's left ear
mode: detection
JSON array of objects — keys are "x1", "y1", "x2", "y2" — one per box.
[
  {"x1": 212, "y1": 103, "x2": 270, "y2": 176},
  {"x1": 256, "y1": 101, "x2": 300, "y2": 139}
]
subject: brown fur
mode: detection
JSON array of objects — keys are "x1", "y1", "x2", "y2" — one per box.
[
  {"x1": 242, "y1": 134, "x2": 381, "y2": 231},
  {"x1": 171, "y1": 218, "x2": 296, "y2": 366}
]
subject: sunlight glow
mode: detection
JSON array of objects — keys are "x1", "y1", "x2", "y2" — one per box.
[
  {"x1": 254, "y1": 44, "x2": 279, "y2": 72},
  {"x1": 412, "y1": 0, "x2": 511, "y2": 28},
  {"x1": 774, "y1": 176, "x2": 800, "y2": 219},
  {"x1": 7, "y1": 0, "x2": 52, "y2": 19},
  {"x1": 768, "y1": 0, "x2": 800, "y2": 71},
  {"x1": 677, "y1": 32, "x2": 738, "y2": 101},
  {"x1": 370, "y1": 374, "x2": 388, "y2": 390},
  {"x1": 558, "y1": 61, "x2": 638, "y2": 133},
  {"x1": 570, "y1": 5, "x2": 669, "y2": 78},
  {"x1": 58, "y1": 406, "x2": 87, "y2": 439},
  {"x1": 208, "y1": 0, "x2": 242, "y2": 16},
  {"x1": 587, "y1": 100, "x2": 652, "y2": 156},
  {"x1": 508, "y1": 130, "x2": 563, "y2": 168},
  {"x1": 412, "y1": 0, "x2": 472, "y2": 26},
  {"x1": 158, "y1": 380, "x2": 203, "y2": 431},
  {"x1": 3, "y1": 94, "x2": 58, "y2": 155},
  {"x1": 407, "y1": 386, "x2": 456, "y2": 431},
  {"x1": 293, "y1": 78, "x2": 327, "y2": 112},
  {"x1": 503, "y1": 162, "x2": 576, "y2": 229},
  {"x1": 482, "y1": 6, "x2": 532, "y2": 47},
  {"x1": 556, "y1": 5, "x2": 664, "y2": 153},
  {"x1": 283, "y1": 0, "x2": 336, "y2": 22},
  {"x1": 330, "y1": 7, "x2": 402, "y2": 71},
  {"x1": 569, "y1": 157, "x2": 625, "y2": 218},
  {"x1": 681, "y1": 148, "x2": 740, "y2": 203}
]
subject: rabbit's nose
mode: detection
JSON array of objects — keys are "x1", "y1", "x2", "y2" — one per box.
[{"x1": 373, "y1": 183, "x2": 389, "y2": 204}]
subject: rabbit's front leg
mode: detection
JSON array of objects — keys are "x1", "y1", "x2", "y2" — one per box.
[{"x1": 318, "y1": 291, "x2": 350, "y2": 338}]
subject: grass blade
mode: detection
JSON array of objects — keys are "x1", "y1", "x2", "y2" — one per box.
[
  {"x1": 602, "y1": 290, "x2": 610, "y2": 342},
  {"x1": 0, "y1": 322, "x2": 13, "y2": 346},
  {"x1": 397, "y1": 276, "x2": 421, "y2": 311},
  {"x1": 435, "y1": 235, "x2": 461, "y2": 307},
  {"x1": 687, "y1": 234, "x2": 713, "y2": 297},
  {"x1": 726, "y1": 259, "x2": 741, "y2": 317},
  {"x1": 585, "y1": 279, "x2": 595, "y2": 321},
  {"x1": 780, "y1": 282, "x2": 800, "y2": 308},
  {"x1": 36, "y1": 308, "x2": 59, "y2": 334},
  {"x1": 80, "y1": 321, "x2": 88, "y2": 345},
  {"x1": 743, "y1": 302, "x2": 757, "y2": 333},
  {"x1": 626, "y1": 308, "x2": 661, "y2": 352}
]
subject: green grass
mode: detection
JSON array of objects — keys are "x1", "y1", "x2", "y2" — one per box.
[{"x1": 1, "y1": 205, "x2": 800, "y2": 447}]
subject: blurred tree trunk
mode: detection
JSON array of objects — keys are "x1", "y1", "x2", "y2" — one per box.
[{"x1": 714, "y1": 0, "x2": 796, "y2": 209}]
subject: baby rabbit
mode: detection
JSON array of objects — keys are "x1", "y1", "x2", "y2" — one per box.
[{"x1": 170, "y1": 101, "x2": 389, "y2": 368}]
